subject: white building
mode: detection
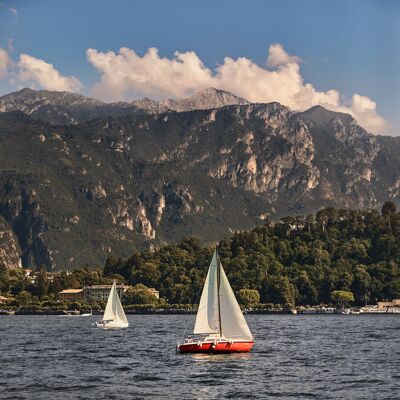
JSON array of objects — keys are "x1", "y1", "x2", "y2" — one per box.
[{"x1": 84, "y1": 285, "x2": 129, "y2": 302}]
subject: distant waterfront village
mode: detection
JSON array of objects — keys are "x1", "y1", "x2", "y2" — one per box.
[{"x1": 1, "y1": 267, "x2": 400, "y2": 316}]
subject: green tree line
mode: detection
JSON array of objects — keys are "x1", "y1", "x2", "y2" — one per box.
[
  {"x1": 103, "y1": 202, "x2": 400, "y2": 307},
  {"x1": 1, "y1": 203, "x2": 400, "y2": 308}
]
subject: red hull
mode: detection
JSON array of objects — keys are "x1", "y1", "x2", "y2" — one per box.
[{"x1": 177, "y1": 340, "x2": 254, "y2": 353}]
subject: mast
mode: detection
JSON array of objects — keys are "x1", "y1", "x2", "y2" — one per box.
[
  {"x1": 113, "y1": 281, "x2": 118, "y2": 318},
  {"x1": 216, "y1": 246, "x2": 222, "y2": 337}
]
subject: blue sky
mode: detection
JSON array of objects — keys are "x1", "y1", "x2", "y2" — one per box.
[{"x1": 0, "y1": 0, "x2": 399, "y2": 134}]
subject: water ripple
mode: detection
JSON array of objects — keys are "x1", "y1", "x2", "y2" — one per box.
[{"x1": 1, "y1": 314, "x2": 400, "y2": 399}]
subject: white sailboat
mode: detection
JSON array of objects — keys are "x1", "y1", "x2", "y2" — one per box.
[
  {"x1": 95, "y1": 281, "x2": 129, "y2": 329},
  {"x1": 177, "y1": 249, "x2": 254, "y2": 353}
]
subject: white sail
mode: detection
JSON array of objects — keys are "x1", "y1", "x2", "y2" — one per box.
[
  {"x1": 115, "y1": 295, "x2": 128, "y2": 324},
  {"x1": 193, "y1": 250, "x2": 253, "y2": 340},
  {"x1": 218, "y1": 261, "x2": 253, "y2": 340},
  {"x1": 103, "y1": 282, "x2": 128, "y2": 324},
  {"x1": 193, "y1": 251, "x2": 219, "y2": 334}
]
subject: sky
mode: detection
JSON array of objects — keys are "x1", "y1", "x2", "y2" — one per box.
[{"x1": 0, "y1": 0, "x2": 399, "y2": 135}]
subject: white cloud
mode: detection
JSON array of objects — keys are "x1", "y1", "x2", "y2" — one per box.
[
  {"x1": 0, "y1": 47, "x2": 10, "y2": 78},
  {"x1": 87, "y1": 44, "x2": 386, "y2": 133},
  {"x1": 0, "y1": 44, "x2": 387, "y2": 133},
  {"x1": 350, "y1": 94, "x2": 386, "y2": 133},
  {"x1": 17, "y1": 54, "x2": 82, "y2": 92},
  {"x1": 267, "y1": 43, "x2": 302, "y2": 67},
  {"x1": 86, "y1": 47, "x2": 212, "y2": 100}
]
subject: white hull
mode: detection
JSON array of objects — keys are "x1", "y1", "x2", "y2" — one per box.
[{"x1": 95, "y1": 320, "x2": 129, "y2": 329}]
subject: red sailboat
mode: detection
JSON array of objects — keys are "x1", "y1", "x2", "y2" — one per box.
[{"x1": 177, "y1": 250, "x2": 254, "y2": 353}]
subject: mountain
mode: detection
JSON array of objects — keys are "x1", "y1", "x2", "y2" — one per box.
[
  {"x1": 0, "y1": 87, "x2": 249, "y2": 125},
  {"x1": 0, "y1": 88, "x2": 399, "y2": 270},
  {"x1": 0, "y1": 88, "x2": 142, "y2": 125},
  {"x1": 132, "y1": 87, "x2": 249, "y2": 112}
]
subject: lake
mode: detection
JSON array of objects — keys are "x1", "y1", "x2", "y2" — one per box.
[{"x1": 1, "y1": 314, "x2": 399, "y2": 399}]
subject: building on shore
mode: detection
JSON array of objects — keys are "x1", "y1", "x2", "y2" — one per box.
[
  {"x1": 83, "y1": 285, "x2": 130, "y2": 302},
  {"x1": 148, "y1": 288, "x2": 160, "y2": 299},
  {"x1": 58, "y1": 289, "x2": 84, "y2": 302},
  {"x1": 377, "y1": 299, "x2": 400, "y2": 311},
  {"x1": 58, "y1": 285, "x2": 160, "y2": 302},
  {"x1": 0, "y1": 295, "x2": 13, "y2": 304}
]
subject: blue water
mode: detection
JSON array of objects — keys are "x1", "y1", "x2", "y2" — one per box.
[{"x1": 1, "y1": 314, "x2": 400, "y2": 399}]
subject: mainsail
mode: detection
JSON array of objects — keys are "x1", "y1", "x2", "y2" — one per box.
[
  {"x1": 193, "y1": 250, "x2": 253, "y2": 340},
  {"x1": 103, "y1": 281, "x2": 128, "y2": 324},
  {"x1": 193, "y1": 252, "x2": 219, "y2": 334}
]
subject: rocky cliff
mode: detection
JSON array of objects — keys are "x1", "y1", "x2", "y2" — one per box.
[
  {"x1": 0, "y1": 89, "x2": 399, "y2": 270},
  {"x1": 0, "y1": 215, "x2": 22, "y2": 269}
]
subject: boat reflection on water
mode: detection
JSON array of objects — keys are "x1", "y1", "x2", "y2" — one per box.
[{"x1": 189, "y1": 352, "x2": 253, "y2": 362}]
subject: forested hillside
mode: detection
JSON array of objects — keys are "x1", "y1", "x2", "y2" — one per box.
[
  {"x1": 103, "y1": 203, "x2": 400, "y2": 306},
  {"x1": 1, "y1": 204, "x2": 400, "y2": 307}
]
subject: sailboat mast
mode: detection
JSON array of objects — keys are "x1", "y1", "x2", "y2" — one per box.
[{"x1": 216, "y1": 247, "x2": 222, "y2": 337}]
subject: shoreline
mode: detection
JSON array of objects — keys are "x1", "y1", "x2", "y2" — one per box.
[{"x1": 1, "y1": 309, "x2": 400, "y2": 316}]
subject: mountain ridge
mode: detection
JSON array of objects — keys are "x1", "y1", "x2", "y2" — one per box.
[
  {"x1": 0, "y1": 87, "x2": 251, "y2": 125},
  {"x1": 0, "y1": 89, "x2": 399, "y2": 270}
]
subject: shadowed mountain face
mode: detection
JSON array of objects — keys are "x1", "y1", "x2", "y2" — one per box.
[{"x1": 0, "y1": 88, "x2": 399, "y2": 270}]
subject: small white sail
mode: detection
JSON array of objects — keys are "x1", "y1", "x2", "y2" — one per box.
[
  {"x1": 103, "y1": 282, "x2": 128, "y2": 325},
  {"x1": 218, "y1": 261, "x2": 253, "y2": 340},
  {"x1": 193, "y1": 251, "x2": 219, "y2": 334}
]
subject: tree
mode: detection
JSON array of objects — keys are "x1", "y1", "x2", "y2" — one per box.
[
  {"x1": 123, "y1": 284, "x2": 158, "y2": 305},
  {"x1": 331, "y1": 290, "x2": 354, "y2": 309},
  {"x1": 131, "y1": 262, "x2": 161, "y2": 288},
  {"x1": 36, "y1": 266, "x2": 48, "y2": 299},
  {"x1": 375, "y1": 235, "x2": 396, "y2": 260},
  {"x1": 382, "y1": 202, "x2": 396, "y2": 218},
  {"x1": 294, "y1": 271, "x2": 318, "y2": 305},
  {"x1": 264, "y1": 276, "x2": 295, "y2": 307},
  {"x1": 236, "y1": 289, "x2": 260, "y2": 307},
  {"x1": 382, "y1": 202, "x2": 396, "y2": 232},
  {"x1": 15, "y1": 290, "x2": 32, "y2": 306},
  {"x1": 66, "y1": 274, "x2": 81, "y2": 289},
  {"x1": 104, "y1": 256, "x2": 126, "y2": 278},
  {"x1": 48, "y1": 276, "x2": 62, "y2": 297},
  {"x1": 351, "y1": 266, "x2": 371, "y2": 304},
  {"x1": 316, "y1": 209, "x2": 328, "y2": 234},
  {"x1": 70, "y1": 301, "x2": 82, "y2": 311},
  {"x1": 0, "y1": 266, "x2": 10, "y2": 293}
]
